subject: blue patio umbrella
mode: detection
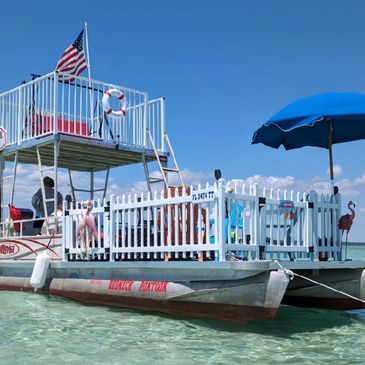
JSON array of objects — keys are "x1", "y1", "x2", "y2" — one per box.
[{"x1": 252, "y1": 92, "x2": 365, "y2": 191}]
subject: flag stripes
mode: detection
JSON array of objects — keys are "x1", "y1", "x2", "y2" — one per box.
[{"x1": 55, "y1": 29, "x2": 88, "y2": 81}]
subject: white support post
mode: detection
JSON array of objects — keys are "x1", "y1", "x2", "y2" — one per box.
[
  {"x1": 217, "y1": 178, "x2": 226, "y2": 261},
  {"x1": 161, "y1": 97, "x2": 166, "y2": 151},
  {"x1": 109, "y1": 194, "x2": 115, "y2": 262},
  {"x1": 62, "y1": 200, "x2": 67, "y2": 262},
  {"x1": 308, "y1": 191, "x2": 318, "y2": 260},
  {"x1": 259, "y1": 191, "x2": 266, "y2": 258},
  {"x1": 212, "y1": 182, "x2": 219, "y2": 260},
  {"x1": 102, "y1": 197, "x2": 110, "y2": 260},
  {"x1": 143, "y1": 93, "x2": 148, "y2": 147},
  {"x1": 253, "y1": 183, "x2": 261, "y2": 259},
  {"x1": 54, "y1": 140, "x2": 59, "y2": 229}
]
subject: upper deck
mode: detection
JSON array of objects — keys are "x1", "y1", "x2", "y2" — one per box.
[{"x1": 0, "y1": 72, "x2": 166, "y2": 171}]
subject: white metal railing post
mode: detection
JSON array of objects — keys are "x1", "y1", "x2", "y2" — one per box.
[
  {"x1": 17, "y1": 85, "x2": 23, "y2": 143},
  {"x1": 109, "y1": 194, "x2": 116, "y2": 261},
  {"x1": 305, "y1": 193, "x2": 312, "y2": 259},
  {"x1": 217, "y1": 178, "x2": 226, "y2": 261},
  {"x1": 62, "y1": 201, "x2": 67, "y2": 262},
  {"x1": 101, "y1": 198, "x2": 109, "y2": 259},
  {"x1": 161, "y1": 97, "x2": 166, "y2": 151},
  {"x1": 259, "y1": 190, "x2": 266, "y2": 259},
  {"x1": 308, "y1": 190, "x2": 318, "y2": 260},
  {"x1": 53, "y1": 72, "x2": 59, "y2": 134},
  {"x1": 143, "y1": 93, "x2": 148, "y2": 148}
]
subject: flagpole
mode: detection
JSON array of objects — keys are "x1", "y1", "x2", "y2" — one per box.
[
  {"x1": 84, "y1": 22, "x2": 91, "y2": 79},
  {"x1": 84, "y1": 22, "x2": 94, "y2": 167}
]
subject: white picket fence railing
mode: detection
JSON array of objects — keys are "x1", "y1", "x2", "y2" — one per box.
[{"x1": 61, "y1": 179, "x2": 342, "y2": 262}]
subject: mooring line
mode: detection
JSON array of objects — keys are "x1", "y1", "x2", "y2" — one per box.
[{"x1": 273, "y1": 260, "x2": 365, "y2": 305}]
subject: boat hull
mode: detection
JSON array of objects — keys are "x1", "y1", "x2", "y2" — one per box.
[
  {"x1": 0, "y1": 261, "x2": 289, "y2": 322},
  {"x1": 277, "y1": 263, "x2": 365, "y2": 310}
]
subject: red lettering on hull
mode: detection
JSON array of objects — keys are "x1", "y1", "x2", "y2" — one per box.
[
  {"x1": 0, "y1": 244, "x2": 19, "y2": 257},
  {"x1": 108, "y1": 280, "x2": 134, "y2": 292},
  {"x1": 89, "y1": 280, "x2": 102, "y2": 286},
  {"x1": 139, "y1": 281, "x2": 168, "y2": 293}
]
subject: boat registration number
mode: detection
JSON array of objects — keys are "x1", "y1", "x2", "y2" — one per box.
[{"x1": 191, "y1": 189, "x2": 216, "y2": 203}]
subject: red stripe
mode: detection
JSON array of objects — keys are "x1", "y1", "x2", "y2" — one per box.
[
  {"x1": 23, "y1": 238, "x2": 60, "y2": 257},
  {"x1": 56, "y1": 46, "x2": 75, "y2": 66},
  {"x1": 118, "y1": 94, "x2": 125, "y2": 100},
  {"x1": 122, "y1": 109, "x2": 126, "y2": 116},
  {"x1": 106, "y1": 108, "x2": 112, "y2": 115},
  {"x1": 56, "y1": 50, "x2": 78, "y2": 69},
  {"x1": 59, "y1": 55, "x2": 87, "y2": 74},
  {"x1": 56, "y1": 50, "x2": 87, "y2": 77},
  {"x1": 59, "y1": 61, "x2": 87, "y2": 78},
  {"x1": 56, "y1": 46, "x2": 78, "y2": 69}
]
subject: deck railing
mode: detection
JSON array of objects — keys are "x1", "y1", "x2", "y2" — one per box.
[
  {"x1": 60, "y1": 179, "x2": 342, "y2": 262},
  {"x1": 0, "y1": 72, "x2": 166, "y2": 152}
]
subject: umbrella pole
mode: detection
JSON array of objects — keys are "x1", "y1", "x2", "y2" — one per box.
[{"x1": 327, "y1": 119, "x2": 335, "y2": 193}]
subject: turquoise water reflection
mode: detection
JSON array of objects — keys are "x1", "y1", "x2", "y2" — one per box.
[{"x1": 0, "y1": 246, "x2": 364, "y2": 365}]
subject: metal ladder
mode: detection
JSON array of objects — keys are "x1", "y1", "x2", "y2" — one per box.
[
  {"x1": 36, "y1": 145, "x2": 57, "y2": 234},
  {"x1": 1, "y1": 152, "x2": 18, "y2": 233},
  {"x1": 3, "y1": 151, "x2": 19, "y2": 206},
  {"x1": 144, "y1": 129, "x2": 184, "y2": 194}
]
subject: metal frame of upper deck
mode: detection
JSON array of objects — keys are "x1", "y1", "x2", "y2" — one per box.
[
  {"x1": 0, "y1": 71, "x2": 167, "y2": 169},
  {"x1": 0, "y1": 71, "x2": 169, "y2": 224}
]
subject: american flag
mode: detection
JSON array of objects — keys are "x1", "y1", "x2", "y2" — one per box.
[{"x1": 55, "y1": 29, "x2": 88, "y2": 80}]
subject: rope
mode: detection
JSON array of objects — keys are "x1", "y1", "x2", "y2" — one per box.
[{"x1": 273, "y1": 260, "x2": 365, "y2": 305}]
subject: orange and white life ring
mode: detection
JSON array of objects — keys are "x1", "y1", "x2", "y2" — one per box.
[{"x1": 102, "y1": 88, "x2": 127, "y2": 118}]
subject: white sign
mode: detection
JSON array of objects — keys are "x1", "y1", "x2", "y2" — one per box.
[
  {"x1": 0, "y1": 127, "x2": 7, "y2": 151},
  {"x1": 191, "y1": 188, "x2": 216, "y2": 203}
]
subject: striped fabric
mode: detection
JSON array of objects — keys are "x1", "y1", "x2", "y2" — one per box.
[{"x1": 55, "y1": 29, "x2": 88, "y2": 81}]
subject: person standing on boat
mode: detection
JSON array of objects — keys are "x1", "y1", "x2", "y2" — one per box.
[{"x1": 32, "y1": 176, "x2": 63, "y2": 218}]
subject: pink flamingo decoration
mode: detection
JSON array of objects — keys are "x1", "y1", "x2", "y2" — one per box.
[
  {"x1": 77, "y1": 201, "x2": 98, "y2": 256},
  {"x1": 338, "y1": 200, "x2": 355, "y2": 258}
]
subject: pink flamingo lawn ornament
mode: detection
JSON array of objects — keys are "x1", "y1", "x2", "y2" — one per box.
[
  {"x1": 77, "y1": 200, "x2": 98, "y2": 257},
  {"x1": 338, "y1": 200, "x2": 356, "y2": 258}
]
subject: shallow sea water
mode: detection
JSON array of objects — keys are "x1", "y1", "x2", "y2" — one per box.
[{"x1": 1, "y1": 246, "x2": 364, "y2": 365}]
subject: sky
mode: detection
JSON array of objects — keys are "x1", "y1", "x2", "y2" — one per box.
[{"x1": 1, "y1": 0, "x2": 365, "y2": 241}]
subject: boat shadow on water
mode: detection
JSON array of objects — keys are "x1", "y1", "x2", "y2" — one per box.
[
  {"x1": 102, "y1": 303, "x2": 364, "y2": 338},
  {"x1": 33, "y1": 290, "x2": 364, "y2": 335},
  {"x1": 203, "y1": 306, "x2": 365, "y2": 336}
]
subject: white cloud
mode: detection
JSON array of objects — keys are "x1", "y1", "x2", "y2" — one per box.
[
  {"x1": 4, "y1": 165, "x2": 365, "y2": 241},
  {"x1": 4, "y1": 164, "x2": 365, "y2": 213},
  {"x1": 327, "y1": 164, "x2": 343, "y2": 178},
  {"x1": 227, "y1": 172, "x2": 365, "y2": 199},
  {"x1": 108, "y1": 168, "x2": 212, "y2": 198}
]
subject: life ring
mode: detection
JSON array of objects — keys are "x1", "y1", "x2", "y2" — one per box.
[{"x1": 102, "y1": 88, "x2": 127, "y2": 118}]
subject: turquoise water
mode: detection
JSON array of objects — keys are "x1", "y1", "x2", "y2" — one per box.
[{"x1": 1, "y1": 247, "x2": 364, "y2": 365}]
